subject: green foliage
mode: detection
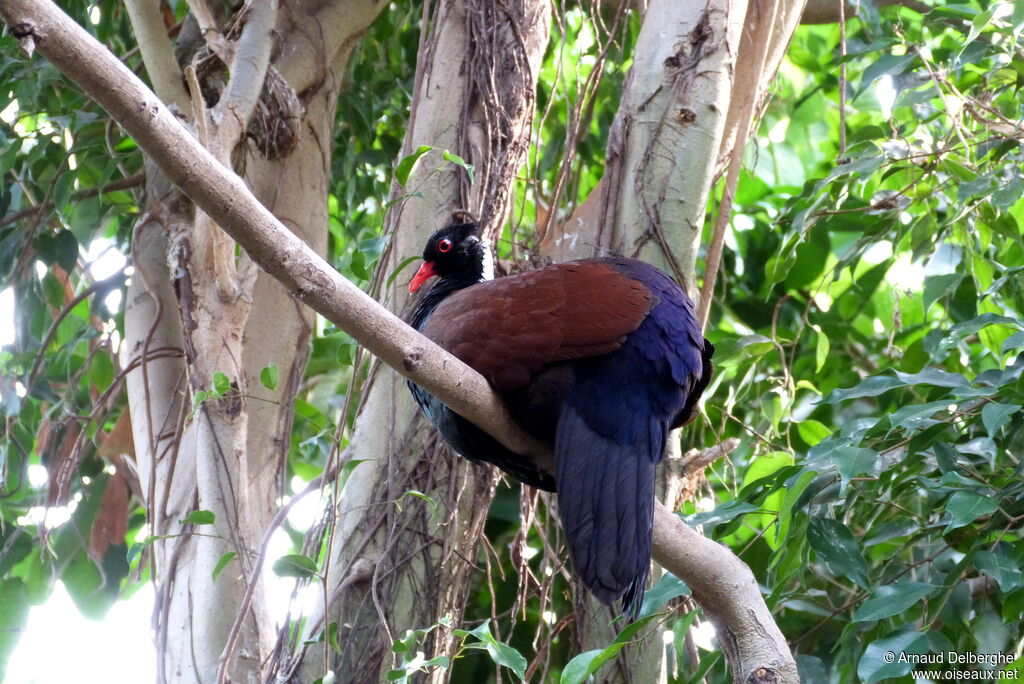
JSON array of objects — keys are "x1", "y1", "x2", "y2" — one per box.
[
  {"x1": 1, "y1": 3, "x2": 144, "y2": 664},
  {"x1": 272, "y1": 554, "x2": 320, "y2": 580},
  {"x1": 560, "y1": 613, "x2": 661, "y2": 684},
  {"x1": 388, "y1": 615, "x2": 528, "y2": 683},
  {"x1": 180, "y1": 510, "x2": 216, "y2": 526},
  {"x1": 697, "y1": 2, "x2": 1024, "y2": 680},
  {"x1": 259, "y1": 363, "x2": 279, "y2": 391}
]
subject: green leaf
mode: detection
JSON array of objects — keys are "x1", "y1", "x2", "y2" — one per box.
[
  {"x1": 825, "y1": 376, "x2": 904, "y2": 403},
  {"x1": 395, "y1": 145, "x2": 433, "y2": 188},
  {"x1": 89, "y1": 352, "x2": 115, "y2": 393},
  {"x1": 272, "y1": 554, "x2": 319, "y2": 579},
  {"x1": 812, "y1": 324, "x2": 829, "y2": 372},
  {"x1": 765, "y1": 234, "x2": 799, "y2": 286},
  {"x1": 852, "y1": 582, "x2": 938, "y2": 622},
  {"x1": 0, "y1": 579, "x2": 30, "y2": 670},
  {"x1": 826, "y1": 153, "x2": 886, "y2": 181},
  {"x1": 387, "y1": 256, "x2": 421, "y2": 289},
  {"x1": 944, "y1": 491, "x2": 997, "y2": 532},
  {"x1": 807, "y1": 517, "x2": 869, "y2": 589},
  {"x1": 359, "y1": 236, "x2": 388, "y2": 260},
  {"x1": 560, "y1": 649, "x2": 604, "y2": 684},
  {"x1": 212, "y1": 371, "x2": 231, "y2": 397},
  {"x1": 36, "y1": 229, "x2": 79, "y2": 271},
  {"x1": 975, "y1": 550, "x2": 1023, "y2": 593},
  {"x1": 559, "y1": 614, "x2": 658, "y2": 684},
  {"x1": 857, "y1": 54, "x2": 917, "y2": 97},
  {"x1": 211, "y1": 551, "x2": 238, "y2": 583},
  {"x1": 323, "y1": 621, "x2": 343, "y2": 654},
  {"x1": 461, "y1": 619, "x2": 527, "y2": 680},
  {"x1": 981, "y1": 402, "x2": 1019, "y2": 437},
  {"x1": 960, "y1": 8, "x2": 995, "y2": 53},
  {"x1": 350, "y1": 250, "x2": 368, "y2": 280},
  {"x1": 126, "y1": 542, "x2": 146, "y2": 571},
  {"x1": 336, "y1": 459, "x2": 369, "y2": 493},
  {"x1": 959, "y1": 437, "x2": 996, "y2": 464},
  {"x1": 775, "y1": 469, "x2": 818, "y2": 548},
  {"x1": 893, "y1": 368, "x2": 967, "y2": 389},
  {"x1": 797, "y1": 420, "x2": 831, "y2": 446},
  {"x1": 1002, "y1": 331, "x2": 1024, "y2": 355},
  {"x1": 832, "y1": 446, "x2": 879, "y2": 490},
  {"x1": 192, "y1": 390, "x2": 209, "y2": 410},
  {"x1": 337, "y1": 343, "x2": 356, "y2": 367},
  {"x1": 934, "y1": 442, "x2": 959, "y2": 474},
  {"x1": 927, "y1": 313, "x2": 1022, "y2": 359},
  {"x1": 923, "y1": 273, "x2": 964, "y2": 311},
  {"x1": 826, "y1": 369, "x2": 966, "y2": 404},
  {"x1": 181, "y1": 510, "x2": 216, "y2": 525},
  {"x1": 442, "y1": 150, "x2": 474, "y2": 184},
  {"x1": 259, "y1": 364, "x2": 279, "y2": 391},
  {"x1": 400, "y1": 490, "x2": 438, "y2": 515},
  {"x1": 483, "y1": 638, "x2": 526, "y2": 680},
  {"x1": 888, "y1": 400, "x2": 951, "y2": 432},
  {"x1": 42, "y1": 271, "x2": 67, "y2": 308},
  {"x1": 858, "y1": 630, "x2": 928, "y2": 681},
  {"x1": 684, "y1": 500, "x2": 759, "y2": 529},
  {"x1": 638, "y1": 572, "x2": 690, "y2": 617}
]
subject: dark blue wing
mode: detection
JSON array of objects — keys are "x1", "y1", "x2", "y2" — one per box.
[{"x1": 553, "y1": 258, "x2": 710, "y2": 615}]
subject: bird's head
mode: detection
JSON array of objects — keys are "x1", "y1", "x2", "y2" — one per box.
[{"x1": 408, "y1": 221, "x2": 490, "y2": 293}]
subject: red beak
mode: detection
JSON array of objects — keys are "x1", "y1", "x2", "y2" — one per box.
[{"x1": 408, "y1": 261, "x2": 437, "y2": 294}]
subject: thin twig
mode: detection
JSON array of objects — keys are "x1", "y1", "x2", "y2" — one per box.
[
  {"x1": 27, "y1": 270, "x2": 128, "y2": 390},
  {"x1": 0, "y1": 171, "x2": 145, "y2": 229},
  {"x1": 838, "y1": 0, "x2": 847, "y2": 158}
]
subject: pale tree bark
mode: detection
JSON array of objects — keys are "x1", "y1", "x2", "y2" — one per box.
[
  {"x1": 79, "y1": 0, "x2": 382, "y2": 681},
  {"x1": 700, "y1": 0, "x2": 807, "y2": 328},
  {"x1": 558, "y1": 1, "x2": 747, "y2": 680},
  {"x1": 535, "y1": 0, "x2": 811, "y2": 680},
  {"x1": 0, "y1": 1, "x2": 798, "y2": 682},
  {"x1": 286, "y1": 2, "x2": 553, "y2": 681},
  {"x1": 800, "y1": 0, "x2": 929, "y2": 24}
]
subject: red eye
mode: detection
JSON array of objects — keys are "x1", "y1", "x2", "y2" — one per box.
[{"x1": 437, "y1": 238, "x2": 453, "y2": 253}]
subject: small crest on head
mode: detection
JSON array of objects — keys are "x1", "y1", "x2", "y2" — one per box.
[{"x1": 450, "y1": 210, "x2": 480, "y2": 234}]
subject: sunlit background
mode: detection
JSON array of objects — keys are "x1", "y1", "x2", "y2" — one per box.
[{"x1": 1, "y1": 236, "x2": 328, "y2": 682}]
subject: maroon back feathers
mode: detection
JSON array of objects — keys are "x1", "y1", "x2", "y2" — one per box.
[{"x1": 421, "y1": 261, "x2": 654, "y2": 389}]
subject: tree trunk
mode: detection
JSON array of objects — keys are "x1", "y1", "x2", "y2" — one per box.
[
  {"x1": 545, "y1": 1, "x2": 746, "y2": 680},
  {"x1": 292, "y1": 2, "x2": 552, "y2": 681},
  {"x1": 119, "y1": 2, "x2": 383, "y2": 681}
]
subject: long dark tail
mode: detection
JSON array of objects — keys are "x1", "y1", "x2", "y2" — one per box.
[{"x1": 554, "y1": 404, "x2": 662, "y2": 616}]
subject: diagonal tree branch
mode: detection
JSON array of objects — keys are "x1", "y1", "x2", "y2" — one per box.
[{"x1": 0, "y1": 2, "x2": 798, "y2": 681}]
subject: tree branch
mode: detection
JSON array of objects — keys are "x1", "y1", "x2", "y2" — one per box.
[
  {"x1": 699, "y1": 0, "x2": 782, "y2": 329},
  {"x1": 124, "y1": 0, "x2": 189, "y2": 109},
  {"x1": 801, "y1": 0, "x2": 929, "y2": 23},
  {"x1": 0, "y1": 2, "x2": 797, "y2": 681},
  {"x1": 0, "y1": 170, "x2": 144, "y2": 229},
  {"x1": 275, "y1": 0, "x2": 385, "y2": 93},
  {"x1": 213, "y1": 0, "x2": 276, "y2": 154}
]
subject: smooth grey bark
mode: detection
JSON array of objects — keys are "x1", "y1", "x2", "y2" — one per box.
[
  {"x1": 296, "y1": 2, "x2": 553, "y2": 681},
  {"x1": 19, "y1": 0, "x2": 381, "y2": 680}
]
